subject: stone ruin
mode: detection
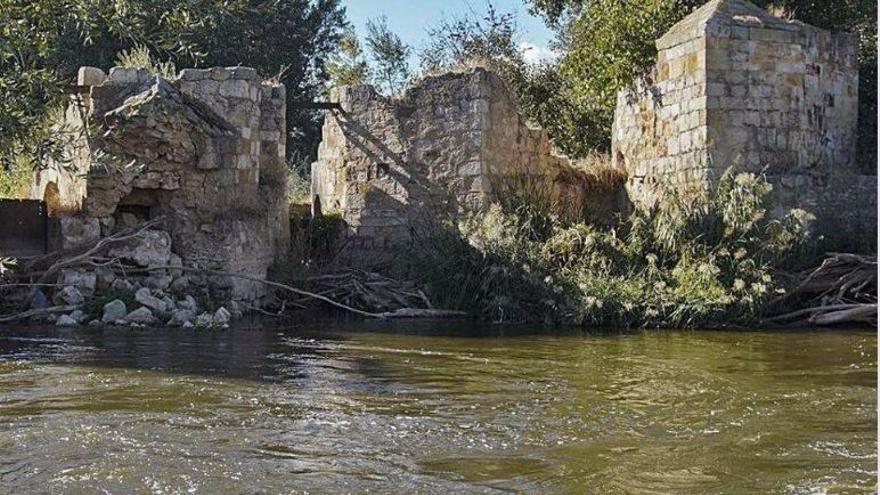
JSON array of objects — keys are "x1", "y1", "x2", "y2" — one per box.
[
  {"x1": 612, "y1": 0, "x2": 875, "y2": 237},
  {"x1": 31, "y1": 65, "x2": 290, "y2": 302},
  {"x1": 27, "y1": 0, "x2": 875, "y2": 296},
  {"x1": 311, "y1": 68, "x2": 626, "y2": 265}
]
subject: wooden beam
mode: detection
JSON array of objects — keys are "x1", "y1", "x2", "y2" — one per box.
[{"x1": 292, "y1": 101, "x2": 341, "y2": 110}]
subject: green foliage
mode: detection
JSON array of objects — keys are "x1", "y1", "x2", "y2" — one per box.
[
  {"x1": 286, "y1": 210, "x2": 345, "y2": 277},
  {"x1": 420, "y1": 3, "x2": 521, "y2": 74},
  {"x1": 365, "y1": 16, "x2": 411, "y2": 95},
  {"x1": 0, "y1": 0, "x2": 346, "y2": 181},
  {"x1": 0, "y1": 154, "x2": 33, "y2": 198},
  {"x1": 525, "y1": 0, "x2": 877, "y2": 164},
  {"x1": 326, "y1": 26, "x2": 369, "y2": 88},
  {"x1": 115, "y1": 45, "x2": 176, "y2": 78},
  {"x1": 411, "y1": 172, "x2": 812, "y2": 327}
]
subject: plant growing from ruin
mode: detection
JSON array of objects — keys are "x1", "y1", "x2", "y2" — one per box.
[
  {"x1": 0, "y1": 0, "x2": 347, "y2": 189},
  {"x1": 326, "y1": 26, "x2": 369, "y2": 88},
  {"x1": 525, "y1": 0, "x2": 877, "y2": 165},
  {"x1": 364, "y1": 16, "x2": 411, "y2": 95},
  {"x1": 115, "y1": 45, "x2": 177, "y2": 79}
]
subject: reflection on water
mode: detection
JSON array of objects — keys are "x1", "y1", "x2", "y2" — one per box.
[{"x1": 0, "y1": 321, "x2": 875, "y2": 494}]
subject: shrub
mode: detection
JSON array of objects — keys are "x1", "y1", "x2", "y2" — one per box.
[{"x1": 410, "y1": 171, "x2": 813, "y2": 328}]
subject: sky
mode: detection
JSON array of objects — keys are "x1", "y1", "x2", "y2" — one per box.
[{"x1": 341, "y1": 0, "x2": 558, "y2": 66}]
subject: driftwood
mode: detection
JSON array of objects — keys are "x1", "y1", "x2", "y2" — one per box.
[
  {"x1": 0, "y1": 305, "x2": 79, "y2": 323},
  {"x1": 767, "y1": 253, "x2": 877, "y2": 327},
  {"x1": 111, "y1": 266, "x2": 465, "y2": 320},
  {"x1": 1, "y1": 218, "x2": 466, "y2": 321}
]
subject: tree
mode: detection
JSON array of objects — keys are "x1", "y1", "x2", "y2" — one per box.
[
  {"x1": 420, "y1": 2, "x2": 521, "y2": 73},
  {"x1": 326, "y1": 25, "x2": 369, "y2": 87},
  {"x1": 365, "y1": 16, "x2": 410, "y2": 95},
  {"x1": 526, "y1": 0, "x2": 877, "y2": 166},
  {"x1": 0, "y1": 0, "x2": 347, "y2": 192}
]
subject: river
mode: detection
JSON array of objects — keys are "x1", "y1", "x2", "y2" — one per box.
[{"x1": 0, "y1": 321, "x2": 875, "y2": 494}]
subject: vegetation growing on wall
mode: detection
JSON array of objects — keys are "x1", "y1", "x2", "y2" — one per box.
[
  {"x1": 525, "y1": 0, "x2": 877, "y2": 165},
  {"x1": 0, "y1": 0, "x2": 347, "y2": 193}
]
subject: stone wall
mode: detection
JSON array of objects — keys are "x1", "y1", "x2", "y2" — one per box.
[
  {"x1": 613, "y1": 0, "x2": 860, "y2": 208},
  {"x1": 31, "y1": 65, "x2": 289, "y2": 301},
  {"x1": 311, "y1": 68, "x2": 619, "y2": 266}
]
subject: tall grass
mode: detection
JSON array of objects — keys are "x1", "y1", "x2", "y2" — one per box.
[{"x1": 409, "y1": 171, "x2": 814, "y2": 327}]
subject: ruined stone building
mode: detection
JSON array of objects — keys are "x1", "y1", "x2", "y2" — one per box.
[
  {"x1": 311, "y1": 68, "x2": 621, "y2": 264},
  {"x1": 31, "y1": 65, "x2": 289, "y2": 300},
  {"x1": 612, "y1": 0, "x2": 875, "y2": 236}
]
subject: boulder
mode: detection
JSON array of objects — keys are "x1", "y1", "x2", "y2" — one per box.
[
  {"x1": 53, "y1": 286, "x2": 84, "y2": 306},
  {"x1": 168, "y1": 253, "x2": 184, "y2": 277},
  {"x1": 169, "y1": 276, "x2": 190, "y2": 292},
  {"x1": 134, "y1": 287, "x2": 166, "y2": 313},
  {"x1": 102, "y1": 299, "x2": 128, "y2": 323},
  {"x1": 56, "y1": 314, "x2": 78, "y2": 327},
  {"x1": 144, "y1": 274, "x2": 173, "y2": 291},
  {"x1": 213, "y1": 307, "x2": 231, "y2": 326},
  {"x1": 95, "y1": 267, "x2": 116, "y2": 290},
  {"x1": 69, "y1": 309, "x2": 88, "y2": 323},
  {"x1": 58, "y1": 270, "x2": 97, "y2": 295},
  {"x1": 194, "y1": 312, "x2": 214, "y2": 328},
  {"x1": 107, "y1": 230, "x2": 172, "y2": 268},
  {"x1": 167, "y1": 309, "x2": 195, "y2": 327},
  {"x1": 178, "y1": 295, "x2": 198, "y2": 312},
  {"x1": 29, "y1": 289, "x2": 49, "y2": 310},
  {"x1": 124, "y1": 307, "x2": 156, "y2": 325},
  {"x1": 60, "y1": 216, "x2": 101, "y2": 250},
  {"x1": 182, "y1": 320, "x2": 194, "y2": 328},
  {"x1": 111, "y1": 278, "x2": 136, "y2": 292}
]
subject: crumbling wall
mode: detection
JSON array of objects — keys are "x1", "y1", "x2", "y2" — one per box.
[
  {"x1": 611, "y1": 0, "x2": 871, "y2": 239},
  {"x1": 311, "y1": 68, "x2": 617, "y2": 265},
  {"x1": 31, "y1": 65, "x2": 289, "y2": 301}
]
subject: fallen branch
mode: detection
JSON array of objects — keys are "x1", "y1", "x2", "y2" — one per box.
[
  {"x1": 35, "y1": 217, "x2": 165, "y2": 286},
  {"x1": 112, "y1": 265, "x2": 392, "y2": 318},
  {"x1": 810, "y1": 304, "x2": 877, "y2": 326},
  {"x1": 378, "y1": 308, "x2": 469, "y2": 319},
  {"x1": 0, "y1": 305, "x2": 79, "y2": 323}
]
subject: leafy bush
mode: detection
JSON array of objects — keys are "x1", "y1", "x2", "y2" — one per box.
[
  {"x1": 411, "y1": 171, "x2": 813, "y2": 327},
  {"x1": 524, "y1": 0, "x2": 877, "y2": 165}
]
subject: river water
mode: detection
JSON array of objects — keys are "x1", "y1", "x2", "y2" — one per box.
[{"x1": 0, "y1": 321, "x2": 875, "y2": 494}]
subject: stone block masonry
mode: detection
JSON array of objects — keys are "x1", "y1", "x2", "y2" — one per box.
[
  {"x1": 612, "y1": 0, "x2": 873, "y2": 240},
  {"x1": 311, "y1": 68, "x2": 621, "y2": 266},
  {"x1": 31, "y1": 65, "x2": 290, "y2": 302}
]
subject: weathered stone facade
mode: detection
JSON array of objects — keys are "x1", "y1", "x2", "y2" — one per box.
[
  {"x1": 31, "y1": 65, "x2": 289, "y2": 301},
  {"x1": 311, "y1": 68, "x2": 616, "y2": 264},
  {"x1": 612, "y1": 0, "x2": 874, "y2": 239}
]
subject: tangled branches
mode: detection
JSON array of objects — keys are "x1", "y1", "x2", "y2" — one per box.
[{"x1": 768, "y1": 253, "x2": 877, "y2": 326}]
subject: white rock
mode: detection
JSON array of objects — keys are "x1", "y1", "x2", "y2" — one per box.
[
  {"x1": 144, "y1": 274, "x2": 173, "y2": 290},
  {"x1": 53, "y1": 286, "x2": 84, "y2": 306},
  {"x1": 213, "y1": 307, "x2": 231, "y2": 325},
  {"x1": 69, "y1": 309, "x2": 88, "y2": 323},
  {"x1": 102, "y1": 299, "x2": 128, "y2": 323},
  {"x1": 167, "y1": 309, "x2": 195, "y2": 327},
  {"x1": 124, "y1": 307, "x2": 156, "y2": 324},
  {"x1": 135, "y1": 287, "x2": 166, "y2": 313},
  {"x1": 58, "y1": 270, "x2": 97, "y2": 295},
  {"x1": 178, "y1": 295, "x2": 198, "y2": 312},
  {"x1": 182, "y1": 321, "x2": 194, "y2": 328},
  {"x1": 56, "y1": 314, "x2": 78, "y2": 327},
  {"x1": 107, "y1": 230, "x2": 172, "y2": 268},
  {"x1": 194, "y1": 312, "x2": 214, "y2": 328}
]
